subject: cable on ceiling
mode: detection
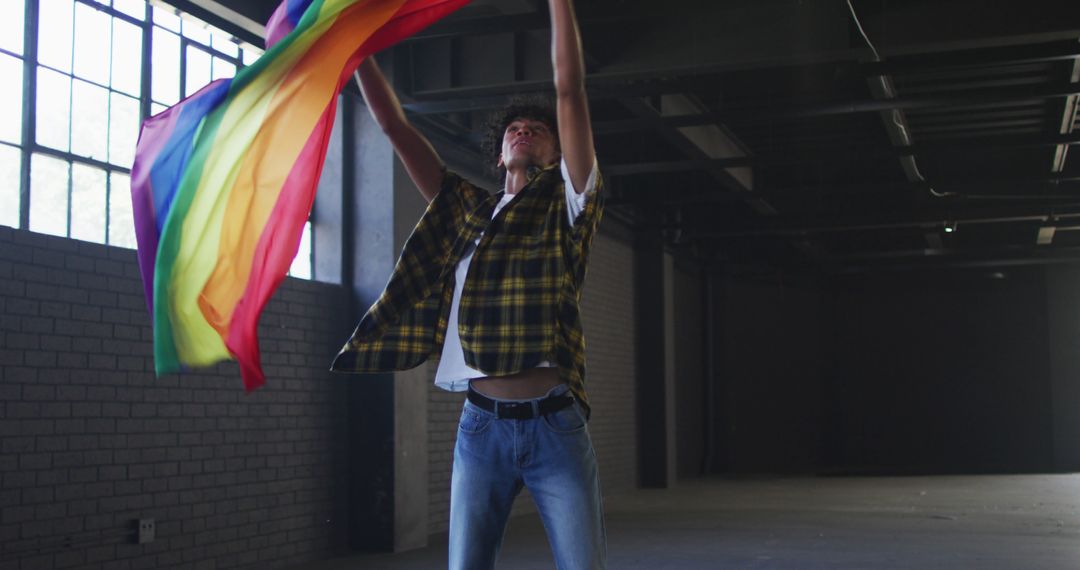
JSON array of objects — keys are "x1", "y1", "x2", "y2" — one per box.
[{"x1": 845, "y1": 1, "x2": 953, "y2": 198}]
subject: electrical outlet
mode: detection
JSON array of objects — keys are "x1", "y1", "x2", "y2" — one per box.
[{"x1": 137, "y1": 518, "x2": 155, "y2": 544}]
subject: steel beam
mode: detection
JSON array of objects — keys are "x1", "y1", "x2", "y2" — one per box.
[
  {"x1": 603, "y1": 132, "x2": 1080, "y2": 177},
  {"x1": 832, "y1": 245, "x2": 1080, "y2": 272},
  {"x1": 860, "y1": 41, "x2": 1080, "y2": 76},
  {"x1": 667, "y1": 207, "x2": 1080, "y2": 240}
]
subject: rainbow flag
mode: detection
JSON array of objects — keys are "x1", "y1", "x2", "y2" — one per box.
[{"x1": 131, "y1": 0, "x2": 468, "y2": 390}]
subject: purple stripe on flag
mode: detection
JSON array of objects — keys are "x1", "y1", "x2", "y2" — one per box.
[
  {"x1": 266, "y1": 0, "x2": 313, "y2": 48},
  {"x1": 130, "y1": 79, "x2": 232, "y2": 315}
]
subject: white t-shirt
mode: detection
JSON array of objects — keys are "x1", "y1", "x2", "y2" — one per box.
[{"x1": 434, "y1": 158, "x2": 599, "y2": 391}]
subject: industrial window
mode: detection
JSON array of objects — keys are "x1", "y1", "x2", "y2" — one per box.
[{"x1": 3, "y1": 0, "x2": 315, "y2": 280}]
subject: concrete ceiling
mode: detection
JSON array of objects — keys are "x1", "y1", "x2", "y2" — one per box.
[{"x1": 204, "y1": 0, "x2": 1080, "y2": 272}]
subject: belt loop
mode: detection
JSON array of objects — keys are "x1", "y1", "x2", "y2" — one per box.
[
  {"x1": 531, "y1": 400, "x2": 540, "y2": 418},
  {"x1": 493, "y1": 401, "x2": 501, "y2": 420}
]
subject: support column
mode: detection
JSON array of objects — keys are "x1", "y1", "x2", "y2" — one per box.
[
  {"x1": 635, "y1": 233, "x2": 677, "y2": 487},
  {"x1": 341, "y1": 52, "x2": 430, "y2": 552},
  {"x1": 1046, "y1": 265, "x2": 1080, "y2": 471}
]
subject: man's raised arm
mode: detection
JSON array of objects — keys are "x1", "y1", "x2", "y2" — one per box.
[
  {"x1": 549, "y1": 0, "x2": 596, "y2": 194},
  {"x1": 354, "y1": 58, "x2": 444, "y2": 202}
]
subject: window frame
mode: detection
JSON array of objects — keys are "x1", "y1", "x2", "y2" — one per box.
[{"x1": 6, "y1": 0, "x2": 316, "y2": 277}]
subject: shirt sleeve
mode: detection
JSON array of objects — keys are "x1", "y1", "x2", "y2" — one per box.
[{"x1": 561, "y1": 157, "x2": 599, "y2": 227}]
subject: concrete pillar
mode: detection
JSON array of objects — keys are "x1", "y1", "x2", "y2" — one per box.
[
  {"x1": 635, "y1": 234, "x2": 678, "y2": 487},
  {"x1": 340, "y1": 53, "x2": 430, "y2": 552},
  {"x1": 1046, "y1": 265, "x2": 1080, "y2": 471},
  {"x1": 312, "y1": 95, "x2": 345, "y2": 285}
]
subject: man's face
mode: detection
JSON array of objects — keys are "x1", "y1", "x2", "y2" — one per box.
[{"x1": 498, "y1": 118, "x2": 559, "y2": 171}]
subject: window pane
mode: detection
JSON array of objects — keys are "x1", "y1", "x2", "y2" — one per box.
[
  {"x1": 289, "y1": 221, "x2": 312, "y2": 279},
  {"x1": 73, "y1": 2, "x2": 111, "y2": 85},
  {"x1": 0, "y1": 54, "x2": 22, "y2": 144},
  {"x1": 29, "y1": 154, "x2": 69, "y2": 237},
  {"x1": 242, "y1": 49, "x2": 260, "y2": 67},
  {"x1": 70, "y1": 163, "x2": 106, "y2": 243},
  {"x1": 152, "y1": 6, "x2": 180, "y2": 33},
  {"x1": 114, "y1": 0, "x2": 147, "y2": 21},
  {"x1": 151, "y1": 102, "x2": 166, "y2": 116},
  {"x1": 151, "y1": 27, "x2": 180, "y2": 105},
  {"x1": 36, "y1": 67, "x2": 71, "y2": 151},
  {"x1": 111, "y1": 18, "x2": 142, "y2": 96},
  {"x1": 185, "y1": 46, "x2": 211, "y2": 97},
  {"x1": 0, "y1": 145, "x2": 19, "y2": 228},
  {"x1": 211, "y1": 57, "x2": 235, "y2": 82},
  {"x1": 210, "y1": 34, "x2": 238, "y2": 58},
  {"x1": 38, "y1": 0, "x2": 74, "y2": 73},
  {"x1": 109, "y1": 92, "x2": 139, "y2": 168},
  {"x1": 0, "y1": 0, "x2": 25, "y2": 55},
  {"x1": 108, "y1": 171, "x2": 135, "y2": 248},
  {"x1": 181, "y1": 17, "x2": 210, "y2": 45},
  {"x1": 71, "y1": 79, "x2": 108, "y2": 161}
]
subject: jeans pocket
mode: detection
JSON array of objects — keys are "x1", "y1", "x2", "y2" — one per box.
[
  {"x1": 542, "y1": 402, "x2": 586, "y2": 434},
  {"x1": 458, "y1": 406, "x2": 493, "y2": 434}
]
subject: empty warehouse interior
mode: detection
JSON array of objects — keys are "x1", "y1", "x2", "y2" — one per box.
[{"x1": 2, "y1": 0, "x2": 1080, "y2": 568}]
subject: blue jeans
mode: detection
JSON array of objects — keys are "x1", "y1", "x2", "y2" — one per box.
[{"x1": 449, "y1": 384, "x2": 606, "y2": 569}]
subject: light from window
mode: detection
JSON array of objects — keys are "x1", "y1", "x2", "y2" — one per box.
[
  {"x1": 0, "y1": 145, "x2": 20, "y2": 228},
  {"x1": 0, "y1": 55, "x2": 22, "y2": 144},
  {"x1": 181, "y1": 16, "x2": 210, "y2": 45},
  {"x1": 152, "y1": 5, "x2": 180, "y2": 32},
  {"x1": 71, "y1": 79, "x2": 109, "y2": 162},
  {"x1": 109, "y1": 92, "x2": 140, "y2": 168},
  {"x1": 111, "y1": 18, "x2": 143, "y2": 97},
  {"x1": 7, "y1": 0, "x2": 312, "y2": 279},
  {"x1": 0, "y1": 0, "x2": 25, "y2": 55},
  {"x1": 36, "y1": 67, "x2": 71, "y2": 151},
  {"x1": 210, "y1": 33, "x2": 238, "y2": 58},
  {"x1": 71, "y1": 163, "x2": 107, "y2": 243},
  {"x1": 38, "y1": 0, "x2": 74, "y2": 73},
  {"x1": 29, "y1": 153, "x2": 69, "y2": 237},
  {"x1": 151, "y1": 26, "x2": 180, "y2": 106},
  {"x1": 289, "y1": 221, "x2": 313, "y2": 280},
  {"x1": 211, "y1": 57, "x2": 235, "y2": 82},
  {"x1": 185, "y1": 45, "x2": 212, "y2": 97},
  {"x1": 109, "y1": 171, "x2": 136, "y2": 248},
  {"x1": 73, "y1": 2, "x2": 111, "y2": 86},
  {"x1": 113, "y1": 0, "x2": 146, "y2": 20}
]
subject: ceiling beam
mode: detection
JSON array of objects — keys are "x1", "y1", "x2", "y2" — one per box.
[
  {"x1": 1051, "y1": 58, "x2": 1080, "y2": 173},
  {"x1": 831, "y1": 245, "x2": 1080, "y2": 272},
  {"x1": 659, "y1": 203, "x2": 1080, "y2": 239},
  {"x1": 405, "y1": 80, "x2": 1080, "y2": 122},
  {"x1": 616, "y1": 97, "x2": 775, "y2": 216},
  {"x1": 167, "y1": 0, "x2": 266, "y2": 46},
  {"x1": 860, "y1": 41, "x2": 1080, "y2": 76},
  {"x1": 603, "y1": 133, "x2": 1080, "y2": 177}
]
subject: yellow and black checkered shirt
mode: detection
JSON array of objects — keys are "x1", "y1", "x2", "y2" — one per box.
[{"x1": 330, "y1": 163, "x2": 604, "y2": 415}]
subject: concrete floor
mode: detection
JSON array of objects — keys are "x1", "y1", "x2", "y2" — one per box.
[{"x1": 292, "y1": 474, "x2": 1080, "y2": 569}]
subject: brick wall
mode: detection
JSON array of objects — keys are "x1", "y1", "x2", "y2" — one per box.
[
  {"x1": 426, "y1": 228, "x2": 639, "y2": 535},
  {"x1": 578, "y1": 230, "x2": 639, "y2": 494},
  {"x1": 0, "y1": 227, "x2": 354, "y2": 570}
]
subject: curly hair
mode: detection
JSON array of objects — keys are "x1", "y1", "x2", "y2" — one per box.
[{"x1": 481, "y1": 95, "x2": 559, "y2": 177}]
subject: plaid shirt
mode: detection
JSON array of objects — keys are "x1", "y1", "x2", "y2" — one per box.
[{"x1": 331, "y1": 163, "x2": 605, "y2": 414}]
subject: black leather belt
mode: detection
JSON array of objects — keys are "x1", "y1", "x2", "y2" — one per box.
[{"x1": 466, "y1": 388, "x2": 574, "y2": 420}]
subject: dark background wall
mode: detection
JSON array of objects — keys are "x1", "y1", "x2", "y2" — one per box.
[
  {"x1": 674, "y1": 262, "x2": 705, "y2": 480},
  {"x1": 714, "y1": 270, "x2": 822, "y2": 475},
  {"x1": 823, "y1": 267, "x2": 1055, "y2": 475},
  {"x1": 0, "y1": 227, "x2": 354, "y2": 569},
  {"x1": 709, "y1": 264, "x2": 1079, "y2": 477}
]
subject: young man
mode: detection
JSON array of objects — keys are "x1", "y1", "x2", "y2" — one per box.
[{"x1": 331, "y1": 0, "x2": 604, "y2": 567}]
